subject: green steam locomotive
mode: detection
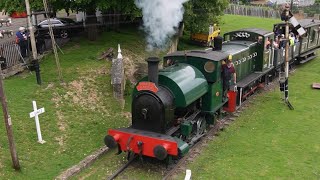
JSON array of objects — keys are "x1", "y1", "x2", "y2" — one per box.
[{"x1": 104, "y1": 19, "x2": 320, "y2": 161}]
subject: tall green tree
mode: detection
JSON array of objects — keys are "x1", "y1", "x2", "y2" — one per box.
[
  {"x1": 183, "y1": 0, "x2": 229, "y2": 33},
  {"x1": 0, "y1": 0, "x2": 70, "y2": 15}
]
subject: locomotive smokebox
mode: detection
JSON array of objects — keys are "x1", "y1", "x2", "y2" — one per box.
[
  {"x1": 146, "y1": 57, "x2": 160, "y2": 85},
  {"x1": 213, "y1": 35, "x2": 223, "y2": 51}
]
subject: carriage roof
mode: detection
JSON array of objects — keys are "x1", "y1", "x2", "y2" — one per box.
[
  {"x1": 274, "y1": 19, "x2": 320, "y2": 28},
  {"x1": 165, "y1": 50, "x2": 228, "y2": 62}
]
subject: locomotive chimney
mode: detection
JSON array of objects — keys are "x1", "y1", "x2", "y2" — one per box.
[
  {"x1": 146, "y1": 57, "x2": 160, "y2": 85},
  {"x1": 213, "y1": 35, "x2": 223, "y2": 51}
]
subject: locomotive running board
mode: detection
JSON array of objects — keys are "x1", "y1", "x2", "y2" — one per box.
[{"x1": 299, "y1": 54, "x2": 316, "y2": 64}]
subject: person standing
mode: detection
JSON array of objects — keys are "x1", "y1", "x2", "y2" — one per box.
[
  {"x1": 15, "y1": 27, "x2": 28, "y2": 58},
  {"x1": 222, "y1": 58, "x2": 236, "y2": 98}
]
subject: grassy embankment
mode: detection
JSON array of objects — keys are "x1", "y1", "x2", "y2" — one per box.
[{"x1": 0, "y1": 27, "x2": 148, "y2": 179}]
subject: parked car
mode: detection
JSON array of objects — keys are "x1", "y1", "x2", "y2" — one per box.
[{"x1": 37, "y1": 18, "x2": 83, "y2": 39}]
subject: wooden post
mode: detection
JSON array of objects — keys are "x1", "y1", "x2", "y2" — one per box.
[
  {"x1": 25, "y1": 0, "x2": 38, "y2": 60},
  {"x1": 42, "y1": 0, "x2": 63, "y2": 82},
  {"x1": 0, "y1": 68, "x2": 20, "y2": 170},
  {"x1": 26, "y1": 0, "x2": 43, "y2": 85}
]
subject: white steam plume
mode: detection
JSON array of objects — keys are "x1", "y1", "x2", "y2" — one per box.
[{"x1": 135, "y1": 0, "x2": 188, "y2": 51}]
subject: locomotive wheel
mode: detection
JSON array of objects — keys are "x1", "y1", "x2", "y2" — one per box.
[
  {"x1": 153, "y1": 145, "x2": 168, "y2": 160},
  {"x1": 196, "y1": 116, "x2": 206, "y2": 136},
  {"x1": 104, "y1": 135, "x2": 117, "y2": 149}
]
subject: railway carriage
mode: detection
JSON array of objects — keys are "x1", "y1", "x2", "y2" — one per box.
[
  {"x1": 273, "y1": 19, "x2": 320, "y2": 64},
  {"x1": 104, "y1": 19, "x2": 320, "y2": 162}
]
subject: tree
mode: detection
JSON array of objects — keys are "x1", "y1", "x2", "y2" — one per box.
[
  {"x1": 0, "y1": 0, "x2": 138, "y2": 40},
  {"x1": 183, "y1": 0, "x2": 229, "y2": 33},
  {"x1": 0, "y1": 0, "x2": 30, "y2": 15},
  {"x1": 0, "y1": 0, "x2": 68, "y2": 15}
]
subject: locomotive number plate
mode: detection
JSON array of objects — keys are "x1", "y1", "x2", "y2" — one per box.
[{"x1": 137, "y1": 82, "x2": 159, "y2": 93}]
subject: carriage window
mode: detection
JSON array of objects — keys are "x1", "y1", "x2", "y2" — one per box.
[{"x1": 311, "y1": 29, "x2": 317, "y2": 41}]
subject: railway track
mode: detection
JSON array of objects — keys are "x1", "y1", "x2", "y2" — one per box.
[
  {"x1": 107, "y1": 154, "x2": 138, "y2": 180},
  {"x1": 162, "y1": 113, "x2": 240, "y2": 180}
]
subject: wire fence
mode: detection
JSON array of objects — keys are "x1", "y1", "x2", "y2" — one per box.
[
  {"x1": 225, "y1": 4, "x2": 281, "y2": 18},
  {"x1": 225, "y1": 4, "x2": 320, "y2": 19},
  {"x1": 0, "y1": 40, "x2": 21, "y2": 68}
]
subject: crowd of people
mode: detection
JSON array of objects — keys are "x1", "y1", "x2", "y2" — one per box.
[{"x1": 266, "y1": 26, "x2": 300, "y2": 50}]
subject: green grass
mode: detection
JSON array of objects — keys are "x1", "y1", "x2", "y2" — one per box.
[
  {"x1": 0, "y1": 26, "x2": 148, "y2": 179},
  {"x1": 178, "y1": 15, "x2": 281, "y2": 50},
  {"x1": 219, "y1": 14, "x2": 281, "y2": 34}
]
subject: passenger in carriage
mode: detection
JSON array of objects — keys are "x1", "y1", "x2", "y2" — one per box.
[
  {"x1": 265, "y1": 37, "x2": 271, "y2": 49},
  {"x1": 273, "y1": 37, "x2": 279, "y2": 49},
  {"x1": 289, "y1": 33, "x2": 295, "y2": 46},
  {"x1": 274, "y1": 26, "x2": 282, "y2": 37},
  {"x1": 279, "y1": 34, "x2": 286, "y2": 49},
  {"x1": 295, "y1": 34, "x2": 299, "y2": 43}
]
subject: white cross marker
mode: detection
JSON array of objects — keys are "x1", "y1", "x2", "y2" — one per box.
[{"x1": 29, "y1": 101, "x2": 46, "y2": 144}]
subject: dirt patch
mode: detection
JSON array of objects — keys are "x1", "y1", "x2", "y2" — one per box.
[
  {"x1": 45, "y1": 83, "x2": 54, "y2": 90},
  {"x1": 122, "y1": 49, "x2": 146, "y2": 86},
  {"x1": 122, "y1": 112, "x2": 132, "y2": 119},
  {"x1": 56, "y1": 110, "x2": 67, "y2": 132},
  {"x1": 52, "y1": 92, "x2": 62, "y2": 108},
  {"x1": 55, "y1": 136, "x2": 65, "y2": 147},
  {"x1": 64, "y1": 78, "x2": 103, "y2": 111},
  {"x1": 52, "y1": 92, "x2": 68, "y2": 151},
  {"x1": 47, "y1": 67, "x2": 111, "y2": 116}
]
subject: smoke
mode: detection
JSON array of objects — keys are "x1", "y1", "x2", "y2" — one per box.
[{"x1": 135, "y1": 0, "x2": 188, "y2": 51}]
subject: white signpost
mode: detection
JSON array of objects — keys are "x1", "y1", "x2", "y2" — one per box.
[{"x1": 29, "y1": 101, "x2": 46, "y2": 144}]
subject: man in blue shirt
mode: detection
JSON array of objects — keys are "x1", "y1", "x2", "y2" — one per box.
[{"x1": 16, "y1": 27, "x2": 28, "y2": 58}]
